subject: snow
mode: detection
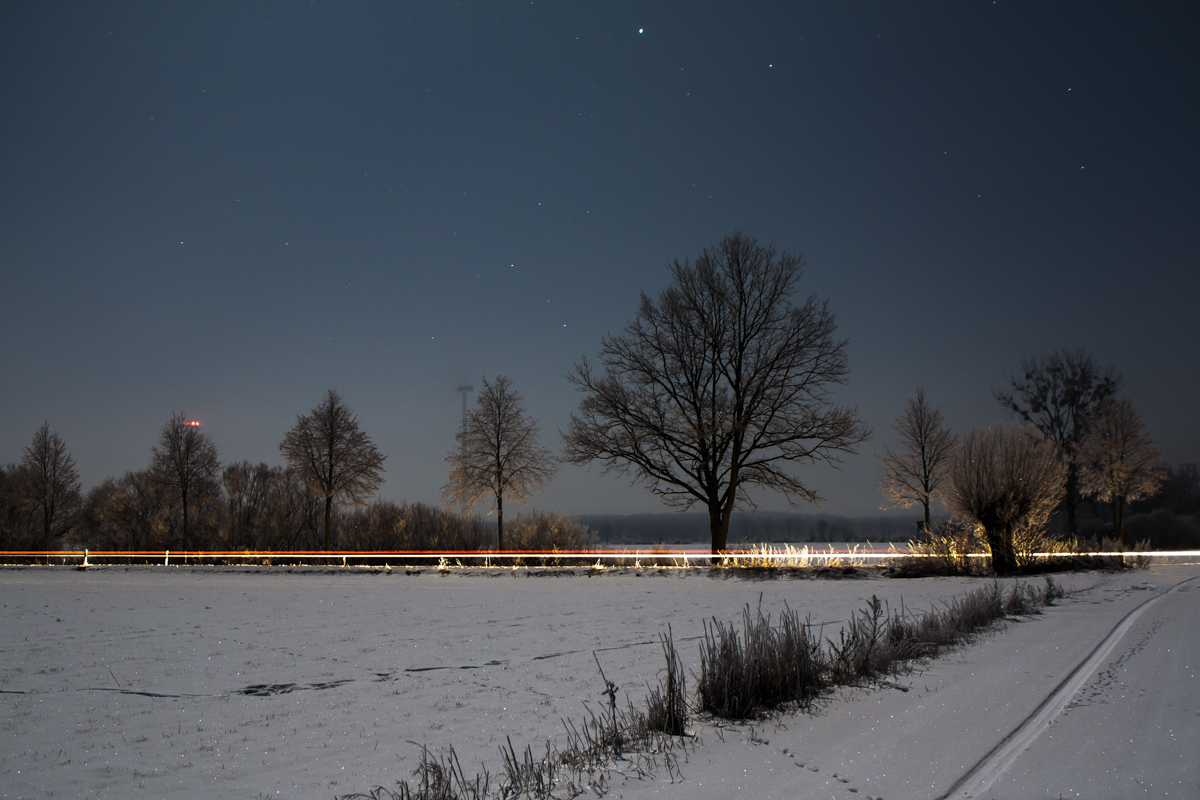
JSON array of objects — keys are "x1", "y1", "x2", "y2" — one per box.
[{"x1": 1, "y1": 563, "x2": 1196, "y2": 799}]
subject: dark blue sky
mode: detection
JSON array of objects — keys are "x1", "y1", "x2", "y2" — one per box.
[{"x1": 2, "y1": 1, "x2": 1197, "y2": 518}]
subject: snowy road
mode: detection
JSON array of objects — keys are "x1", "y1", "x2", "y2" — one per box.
[
  {"x1": 0, "y1": 564, "x2": 1196, "y2": 799},
  {"x1": 968, "y1": 572, "x2": 1199, "y2": 799}
]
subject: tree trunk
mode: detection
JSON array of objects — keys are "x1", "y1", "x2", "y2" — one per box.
[
  {"x1": 985, "y1": 527, "x2": 1018, "y2": 575},
  {"x1": 1063, "y1": 464, "x2": 1079, "y2": 536},
  {"x1": 43, "y1": 502, "x2": 52, "y2": 566},
  {"x1": 182, "y1": 491, "x2": 189, "y2": 556},
  {"x1": 1114, "y1": 494, "x2": 1126, "y2": 545},
  {"x1": 324, "y1": 495, "x2": 333, "y2": 551},
  {"x1": 708, "y1": 501, "x2": 732, "y2": 556},
  {"x1": 496, "y1": 493, "x2": 505, "y2": 551},
  {"x1": 922, "y1": 500, "x2": 932, "y2": 537}
]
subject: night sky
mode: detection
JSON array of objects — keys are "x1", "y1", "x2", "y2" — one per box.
[{"x1": 2, "y1": 2, "x2": 1197, "y2": 519}]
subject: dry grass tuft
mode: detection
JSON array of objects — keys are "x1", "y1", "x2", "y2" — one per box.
[
  {"x1": 344, "y1": 578, "x2": 1068, "y2": 796},
  {"x1": 698, "y1": 577, "x2": 1066, "y2": 721},
  {"x1": 338, "y1": 744, "x2": 490, "y2": 800},
  {"x1": 697, "y1": 598, "x2": 824, "y2": 719}
]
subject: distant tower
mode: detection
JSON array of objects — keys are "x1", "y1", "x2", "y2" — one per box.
[{"x1": 457, "y1": 385, "x2": 474, "y2": 427}]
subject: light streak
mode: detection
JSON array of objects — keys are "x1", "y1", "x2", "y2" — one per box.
[{"x1": 3, "y1": 549, "x2": 1198, "y2": 566}]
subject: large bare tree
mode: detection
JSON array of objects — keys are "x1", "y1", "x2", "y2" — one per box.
[
  {"x1": 563, "y1": 233, "x2": 870, "y2": 555},
  {"x1": 996, "y1": 349, "x2": 1120, "y2": 535},
  {"x1": 280, "y1": 390, "x2": 385, "y2": 550},
  {"x1": 151, "y1": 413, "x2": 220, "y2": 552},
  {"x1": 877, "y1": 389, "x2": 956, "y2": 535},
  {"x1": 19, "y1": 422, "x2": 81, "y2": 555},
  {"x1": 1078, "y1": 398, "x2": 1166, "y2": 544},
  {"x1": 442, "y1": 376, "x2": 558, "y2": 550},
  {"x1": 942, "y1": 423, "x2": 1067, "y2": 575}
]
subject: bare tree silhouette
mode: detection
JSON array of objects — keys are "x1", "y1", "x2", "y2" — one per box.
[
  {"x1": 19, "y1": 422, "x2": 81, "y2": 557},
  {"x1": 150, "y1": 414, "x2": 219, "y2": 552},
  {"x1": 442, "y1": 376, "x2": 558, "y2": 550},
  {"x1": 877, "y1": 389, "x2": 956, "y2": 535},
  {"x1": 280, "y1": 390, "x2": 385, "y2": 550},
  {"x1": 564, "y1": 233, "x2": 869, "y2": 555}
]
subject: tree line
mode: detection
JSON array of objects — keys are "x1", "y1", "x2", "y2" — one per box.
[
  {"x1": 3, "y1": 233, "x2": 1193, "y2": 566},
  {"x1": 0, "y1": 388, "x2": 577, "y2": 554},
  {"x1": 878, "y1": 351, "x2": 1196, "y2": 573}
]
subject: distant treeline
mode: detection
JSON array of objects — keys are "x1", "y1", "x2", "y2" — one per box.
[
  {"x1": 578, "y1": 511, "x2": 922, "y2": 545},
  {"x1": 0, "y1": 457, "x2": 594, "y2": 553}
]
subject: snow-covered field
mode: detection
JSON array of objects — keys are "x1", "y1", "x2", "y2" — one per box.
[{"x1": 1, "y1": 563, "x2": 1196, "y2": 799}]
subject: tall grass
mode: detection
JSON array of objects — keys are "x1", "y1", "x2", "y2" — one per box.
[
  {"x1": 342, "y1": 744, "x2": 490, "y2": 800},
  {"x1": 343, "y1": 578, "x2": 1067, "y2": 798},
  {"x1": 697, "y1": 600, "x2": 823, "y2": 718},
  {"x1": 697, "y1": 577, "x2": 1065, "y2": 720},
  {"x1": 339, "y1": 628, "x2": 690, "y2": 800}
]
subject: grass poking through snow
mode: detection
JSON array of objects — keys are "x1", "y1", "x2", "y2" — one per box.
[
  {"x1": 340, "y1": 577, "x2": 1066, "y2": 799},
  {"x1": 698, "y1": 577, "x2": 1065, "y2": 720}
]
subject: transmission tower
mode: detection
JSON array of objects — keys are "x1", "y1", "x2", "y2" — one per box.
[{"x1": 456, "y1": 384, "x2": 474, "y2": 427}]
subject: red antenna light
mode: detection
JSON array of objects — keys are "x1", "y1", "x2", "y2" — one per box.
[{"x1": 184, "y1": 420, "x2": 201, "y2": 427}]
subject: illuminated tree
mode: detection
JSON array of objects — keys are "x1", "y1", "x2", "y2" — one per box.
[
  {"x1": 942, "y1": 423, "x2": 1067, "y2": 575},
  {"x1": 564, "y1": 233, "x2": 870, "y2": 555},
  {"x1": 996, "y1": 350, "x2": 1121, "y2": 535},
  {"x1": 151, "y1": 413, "x2": 220, "y2": 552},
  {"x1": 280, "y1": 390, "x2": 385, "y2": 550},
  {"x1": 877, "y1": 389, "x2": 956, "y2": 535},
  {"x1": 442, "y1": 376, "x2": 558, "y2": 550},
  {"x1": 18, "y1": 422, "x2": 82, "y2": 555},
  {"x1": 1078, "y1": 398, "x2": 1166, "y2": 544}
]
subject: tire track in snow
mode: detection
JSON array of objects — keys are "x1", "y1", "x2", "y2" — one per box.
[{"x1": 939, "y1": 573, "x2": 1200, "y2": 800}]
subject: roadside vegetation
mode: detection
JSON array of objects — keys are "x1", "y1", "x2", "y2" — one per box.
[{"x1": 339, "y1": 577, "x2": 1065, "y2": 800}]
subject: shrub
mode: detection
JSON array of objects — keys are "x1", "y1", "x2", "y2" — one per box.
[
  {"x1": 340, "y1": 501, "x2": 493, "y2": 551},
  {"x1": 503, "y1": 511, "x2": 594, "y2": 552},
  {"x1": 904, "y1": 520, "x2": 988, "y2": 575}
]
